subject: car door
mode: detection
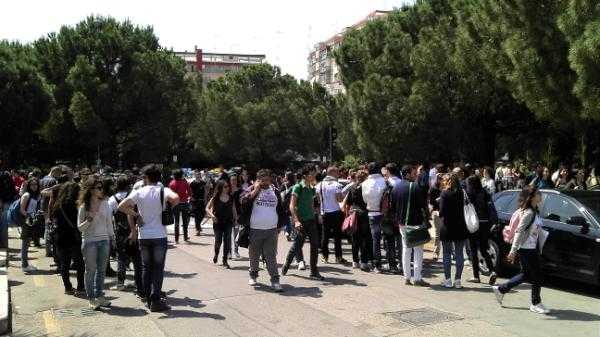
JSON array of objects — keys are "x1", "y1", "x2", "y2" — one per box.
[{"x1": 540, "y1": 194, "x2": 597, "y2": 282}]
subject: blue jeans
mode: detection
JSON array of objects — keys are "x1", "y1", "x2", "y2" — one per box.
[
  {"x1": 442, "y1": 240, "x2": 465, "y2": 280},
  {"x1": 139, "y1": 238, "x2": 168, "y2": 302},
  {"x1": 369, "y1": 215, "x2": 383, "y2": 265},
  {"x1": 0, "y1": 204, "x2": 9, "y2": 248},
  {"x1": 82, "y1": 240, "x2": 110, "y2": 299},
  {"x1": 498, "y1": 248, "x2": 542, "y2": 305}
]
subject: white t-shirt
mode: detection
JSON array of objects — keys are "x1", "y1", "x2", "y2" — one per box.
[
  {"x1": 108, "y1": 191, "x2": 129, "y2": 215},
  {"x1": 124, "y1": 185, "x2": 177, "y2": 240},
  {"x1": 315, "y1": 177, "x2": 342, "y2": 214},
  {"x1": 250, "y1": 188, "x2": 278, "y2": 230},
  {"x1": 22, "y1": 193, "x2": 39, "y2": 216},
  {"x1": 522, "y1": 215, "x2": 542, "y2": 249},
  {"x1": 133, "y1": 180, "x2": 163, "y2": 191}
]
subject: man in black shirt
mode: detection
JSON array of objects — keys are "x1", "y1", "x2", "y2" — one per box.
[{"x1": 189, "y1": 170, "x2": 209, "y2": 236}]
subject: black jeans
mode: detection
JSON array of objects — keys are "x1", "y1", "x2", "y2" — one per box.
[
  {"x1": 56, "y1": 244, "x2": 84, "y2": 291},
  {"x1": 117, "y1": 239, "x2": 142, "y2": 293},
  {"x1": 351, "y1": 215, "x2": 373, "y2": 264},
  {"x1": 498, "y1": 248, "x2": 543, "y2": 305},
  {"x1": 191, "y1": 200, "x2": 205, "y2": 231},
  {"x1": 214, "y1": 224, "x2": 233, "y2": 263},
  {"x1": 139, "y1": 238, "x2": 168, "y2": 303},
  {"x1": 468, "y1": 226, "x2": 495, "y2": 279},
  {"x1": 285, "y1": 219, "x2": 320, "y2": 274},
  {"x1": 321, "y1": 211, "x2": 343, "y2": 260},
  {"x1": 173, "y1": 202, "x2": 191, "y2": 241}
]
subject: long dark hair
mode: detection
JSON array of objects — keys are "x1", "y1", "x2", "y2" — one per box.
[
  {"x1": 52, "y1": 182, "x2": 80, "y2": 215},
  {"x1": 518, "y1": 186, "x2": 540, "y2": 211},
  {"x1": 466, "y1": 175, "x2": 484, "y2": 195},
  {"x1": 210, "y1": 180, "x2": 229, "y2": 204},
  {"x1": 78, "y1": 176, "x2": 103, "y2": 211},
  {"x1": 23, "y1": 178, "x2": 40, "y2": 199}
]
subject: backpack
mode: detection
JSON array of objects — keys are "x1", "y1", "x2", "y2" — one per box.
[
  {"x1": 112, "y1": 193, "x2": 130, "y2": 235},
  {"x1": 380, "y1": 182, "x2": 395, "y2": 235},
  {"x1": 7, "y1": 196, "x2": 31, "y2": 225}
]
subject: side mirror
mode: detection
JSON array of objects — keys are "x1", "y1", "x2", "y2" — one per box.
[{"x1": 566, "y1": 216, "x2": 587, "y2": 226}]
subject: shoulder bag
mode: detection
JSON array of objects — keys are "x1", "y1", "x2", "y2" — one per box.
[
  {"x1": 463, "y1": 190, "x2": 480, "y2": 233},
  {"x1": 402, "y1": 182, "x2": 431, "y2": 248},
  {"x1": 160, "y1": 187, "x2": 174, "y2": 226}
]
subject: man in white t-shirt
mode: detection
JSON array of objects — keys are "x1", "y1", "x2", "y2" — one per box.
[
  {"x1": 118, "y1": 165, "x2": 179, "y2": 312},
  {"x1": 315, "y1": 166, "x2": 345, "y2": 264},
  {"x1": 241, "y1": 169, "x2": 283, "y2": 292}
]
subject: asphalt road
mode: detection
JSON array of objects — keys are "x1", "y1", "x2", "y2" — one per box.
[{"x1": 6, "y1": 221, "x2": 600, "y2": 337}]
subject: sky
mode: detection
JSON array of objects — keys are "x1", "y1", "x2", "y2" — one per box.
[{"x1": 0, "y1": 0, "x2": 412, "y2": 80}]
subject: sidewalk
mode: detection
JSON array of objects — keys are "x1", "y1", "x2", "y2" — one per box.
[{"x1": 6, "y1": 223, "x2": 600, "y2": 337}]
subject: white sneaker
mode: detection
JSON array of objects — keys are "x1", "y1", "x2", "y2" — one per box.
[
  {"x1": 248, "y1": 278, "x2": 258, "y2": 286},
  {"x1": 271, "y1": 282, "x2": 283, "y2": 292},
  {"x1": 22, "y1": 265, "x2": 37, "y2": 273},
  {"x1": 464, "y1": 260, "x2": 471, "y2": 266},
  {"x1": 441, "y1": 279, "x2": 453, "y2": 288},
  {"x1": 492, "y1": 286, "x2": 504, "y2": 306},
  {"x1": 298, "y1": 261, "x2": 306, "y2": 271},
  {"x1": 88, "y1": 299, "x2": 100, "y2": 310},
  {"x1": 352, "y1": 262, "x2": 360, "y2": 269},
  {"x1": 530, "y1": 303, "x2": 550, "y2": 314},
  {"x1": 454, "y1": 279, "x2": 462, "y2": 289},
  {"x1": 97, "y1": 296, "x2": 111, "y2": 307},
  {"x1": 233, "y1": 252, "x2": 241, "y2": 259}
]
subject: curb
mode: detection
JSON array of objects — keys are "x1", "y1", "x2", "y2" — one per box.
[{"x1": 0, "y1": 248, "x2": 9, "y2": 335}]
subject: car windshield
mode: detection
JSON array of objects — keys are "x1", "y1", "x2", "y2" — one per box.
[{"x1": 573, "y1": 194, "x2": 600, "y2": 222}]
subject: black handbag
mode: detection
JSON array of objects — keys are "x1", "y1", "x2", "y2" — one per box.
[
  {"x1": 160, "y1": 187, "x2": 174, "y2": 226},
  {"x1": 237, "y1": 225, "x2": 250, "y2": 249},
  {"x1": 402, "y1": 182, "x2": 431, "y2": 248}
]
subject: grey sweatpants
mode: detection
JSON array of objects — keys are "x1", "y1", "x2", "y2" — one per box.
[{"x1": 249, "y1": 228, "x2": 279, "y2": 283}]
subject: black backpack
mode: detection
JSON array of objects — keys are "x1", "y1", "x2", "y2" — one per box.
[{"x1": 113, "y1": 193, "x2": 130, "y2": 236}]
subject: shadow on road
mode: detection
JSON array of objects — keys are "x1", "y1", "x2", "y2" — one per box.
[
  {"x1": 502, "y1": 306, "x2": 600, "y2": 322},
  {"x1": 102, "y1": 305, "x2": 149, "y2": 317},
  {"x1": 157, "y1": 309, "x2": 225, "y2": 320},
  {"x1": 164, "y1": 270, "x2": 198, "y2": 279},
  {"x1": 167, "y1": 296, "x2": 205, "y2": 309}
]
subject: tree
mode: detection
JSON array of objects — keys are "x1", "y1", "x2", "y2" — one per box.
[{"x1": 0, "y1": 41, "x2": 54, "y2": 166}]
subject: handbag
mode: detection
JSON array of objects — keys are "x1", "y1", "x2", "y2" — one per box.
[
  {"x1": 342, "y1": 211, "x2": 357, "y2": 234},
  {"x1": 236, "y1": 225, "x2": 250, "y2": 248},
  {"x1": 463, "y1": 189, "x2": 479, "y2": 233},
  {"x1": 160, "y1": 187, "x2": 174, "y2": 226},
  {"x1": 402, "y1": 182, "x2": 431, "y2": 248}
]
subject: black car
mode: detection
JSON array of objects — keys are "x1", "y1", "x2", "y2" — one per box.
[{"x1": 484, "y1": 189, "x2": 600, "y2": 286}]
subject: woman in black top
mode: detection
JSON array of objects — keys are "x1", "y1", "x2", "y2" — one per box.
[
  {"x1": 206, "y1": 180, "x2": 237, "y2": 269},
  {"x1": 344, "y1": 170, "x2": 372, "y2": 271},
  {"x1": 428, "y1": 174, "x2": 443, "y2": 261},
  {"x1": 439, "y1": 174, "x2": 469, "y2": 289},
  {"x1": 51, "y1": 182, "x2": 85, "y2": 295},
  {"x1": 466, "y1": 176, "x2": 497, "y2": 285}
]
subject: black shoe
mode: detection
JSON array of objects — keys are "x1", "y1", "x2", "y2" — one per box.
[
  {"x1": 150, "y1": 299, "x2": 171, "y2": 312},
  {"x1": 64, "y1": 288, "x2": 74, "y2": 295},
  {"x1": 223, "y1": 262, "x2": 231, "y2": 269},
  {"x1": 309, "y1": 273, "x2": 325, "y2": 281},
  {"x1": 335, "y1": 257, "x2": 348, "y2": 265},
  {"x1": 213, "y1": 255, "x2": 218, "y2": 264},
  {"x1": 489, "y1": 272, "x2": 497, "y2": 286}
]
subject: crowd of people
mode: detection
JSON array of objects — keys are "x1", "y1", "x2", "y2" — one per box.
[{"x1": 0, "y1": 160, "x2": 599, "y2": 314}]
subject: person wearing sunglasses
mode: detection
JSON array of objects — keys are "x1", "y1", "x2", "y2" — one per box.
[{"x1": 77, "y1": 176, "x2": 115, "y2": 310}]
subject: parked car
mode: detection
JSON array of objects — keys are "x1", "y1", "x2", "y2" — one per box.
[{"x1": 483, "y1": 189, "x2": 600, "y2": 286}]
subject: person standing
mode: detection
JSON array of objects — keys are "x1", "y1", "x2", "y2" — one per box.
[
  {"x1": 19, "y1": 178, "x2": 41, "y2": 273},
  {"x1": 240, "y1": 169, "x2": 285, "y2": 292},
  {"x1": 168, "y1": 169, "x2": 191, "y2": 243},
  {"x1": 229, "y1": 174, "x2": 243, "y2": 259},
  {"x1": 428, "y1": 174, "x2": 443, "y2": 261},
  {"x1": 392, "y1": 165, "x2": 430, "y2": 286},
  {"x1": 118, "y1": 165, "x2": 180, "y2": 312},
  {"x1": 315, "y1": 166, "x2": 346, "y2": 264},
  {"x1": 362, "y1": 162, "x2": 389, "y2": 273},
  {"x1": 77, "y1": 177, "x2": 114, "y2": 309},
  {"x1": 439, "y1": 174, "x2": 469, "y2": 289},
  {"x1": 108, "y1": 176, "x2": 142, "y2": 293},
  {"x1": 385, "y1": 163, "x2": 402, "y2": 273},
  {"x1": 280, "y1": 172, "x2": 296, "y2": 242},
  {"x1": 206, "y1": 180, "x2": 236, "y2": 269},
  {"x1": 189, "y1": 170, "x2": 209, "y2": 236},
  {"x1": 481, "y1": 167, "x2": 496, "y2": 195},
  {"x1": 52, "y1": 182, "x2": 85, "y2": 296},
  {"x1": 493, "y1": 186, "x2": 550, "y2": 314},
  {"x1": 466, "y1": 176, "x2": 497, "y2": 285},
  {"x1": 345, "y1": 170, "x2": 372, "y2": 271},
  {"x1": 282, "y1": 166, "x2": 324, "y2": 280}
]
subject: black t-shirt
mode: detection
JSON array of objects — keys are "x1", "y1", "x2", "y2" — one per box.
[{"x1": 189, "y1": 180, "x2": 206, "y2": 201}]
